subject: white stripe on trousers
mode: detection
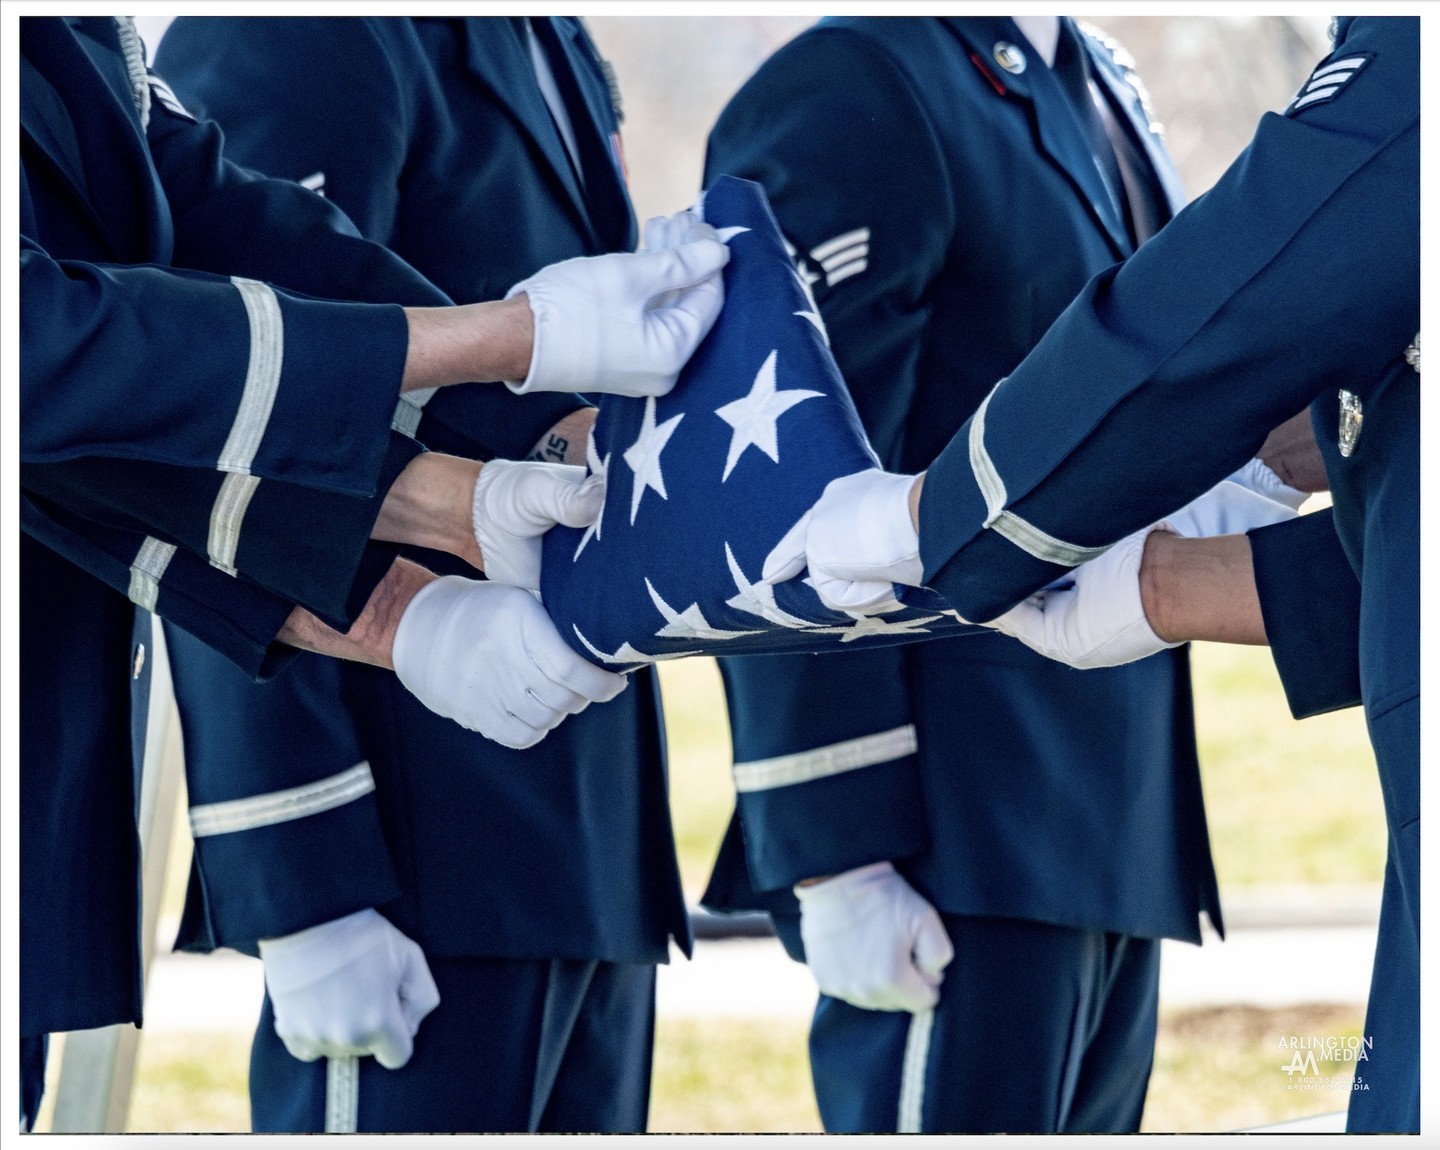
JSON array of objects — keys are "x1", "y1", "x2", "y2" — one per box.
[
  {"x1": 897, "y1": 1008, "x2": 934, "y2": 1133},
  {"x1": 326, "y1": 1056, "x2": 359, "y2": 1133}
]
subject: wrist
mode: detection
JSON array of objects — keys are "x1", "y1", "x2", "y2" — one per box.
[
  {"x1": 401, "y1": 297, "x2": 534, "y2": 392},
  {"x1": 278, "y1": 558, "x2": 436, "y2": 670},
  {"x1": 372, "y1": 453, "x2": 485, "y2": 570},
  {"x1": 1138, "y1": 529, "x2": 1181, "y2": 643},
  {"x1": 908, "y1": 472, "x2": 925, "y2": 534}
]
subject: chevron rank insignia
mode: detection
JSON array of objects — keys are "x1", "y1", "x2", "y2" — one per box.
[{"x1": 1286, "y1": 53, "x2": 1372, "y2": 115}]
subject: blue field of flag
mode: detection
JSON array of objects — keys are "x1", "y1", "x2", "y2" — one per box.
[{"x1": 540, "y1": 176, "x2": 982, "y2": 668}]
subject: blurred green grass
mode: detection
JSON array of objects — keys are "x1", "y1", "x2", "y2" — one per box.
[
  {"x1": 115, "y1": 637, "x2": 1383, "y2": 1134},
  {"x1": 123, "y1": 1002, "x2": 1365, "y2": 1134}
]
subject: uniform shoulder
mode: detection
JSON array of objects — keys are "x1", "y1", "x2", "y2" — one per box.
[
  {"x1": 1076, "y1": 20, "x2": 1164, "y2": 135},
  {"x1": 765, "y1": 19, "x2": 929, "y2": 89}
]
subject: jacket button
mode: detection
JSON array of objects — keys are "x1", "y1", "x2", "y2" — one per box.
[{"x1": 992, "y1": 41, "x2": 1027, "y2": 74}]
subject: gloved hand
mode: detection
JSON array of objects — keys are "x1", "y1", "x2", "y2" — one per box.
[
  {"x1": 988, "y1": 478, "x2": 1299, "y2": 669},
  {"x1": 763, "y1": 469, "x2": 924, "y2": 614},
  {"x1": 258, "y1": 908, "x2": 440, "y2": 1070},
  {"x1": 471, "y1": 459, "x2": 604, "y2": 592},
  {"x1": 1226, "y1": 457, "x2": 1309, "y2": 511},
  {"x1": 505, "y1": 214, "x2": 729, "y2": 397},
  {"x1": 641, "y1": 208, "x2": 708, "y2": 253},
  {"x1": 392, "y1": 576, "x2": 627, "y2": 748},
  {"x1": 795, "y1": 862, "x2": 954, "y2": 1013}
]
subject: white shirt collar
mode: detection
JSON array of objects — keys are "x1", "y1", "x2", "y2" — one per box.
[{"x1": 1011, "y1": 16, "x2": 1061, "y2": 69}]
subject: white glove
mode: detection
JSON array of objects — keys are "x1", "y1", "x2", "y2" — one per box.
[
  {"x1": 989, "y1": 478, "x2": 1299, "y2": 669},
  {"x1": 795, "y1": 862, "x2": 954, "y2": 1013},
  {"x1": 504, "y1": 218, "x2": 730, "y2": 397},
  {"x1": 1226, "y1": 457, "x2": 1309, "y2": 512},
  {"x1": 641, "y1": 208, "x2": 707, "y2": 254},
  {"x1": 763, "y1": 470, "x2": 924, "y2": 614},
  {"x1": 258, "y1": 908, "x2": 440, "y2": 1070},
  {"x1": 471, "y1": 459, "x2": 604, "y2": 592},
  {"x1": 392, "y1": 575, "x2": 627, "y2": 748}
]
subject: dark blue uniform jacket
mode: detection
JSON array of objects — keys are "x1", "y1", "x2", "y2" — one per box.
[
  {"x1": 915, "y1": 16, "x2": 1417, "y2": 1132},
  {"x1": 19, "y1": 15, "x2": 572, "y2": 1036},
  {"x1": 701, "y1": 17, "x2": 1221, "y2": 950},
  {"x1": 155, "y1": 16, "x2": 688, "y2": 965}
]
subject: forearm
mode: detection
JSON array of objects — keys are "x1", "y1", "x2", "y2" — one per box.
[
  {"x1": 1258, "y1": 408, "x2": 1330, "y2": 492},
  {"x1": 527, "y1": 406, "x2": 596, "y2": 465},
  {"x1": 401, "y1": 295, "x2": 534, "y2": 394},
  {"x1": 1138, "y1": 531, "x2": 1268, "y2": 646},
  {"x1": 277, "y1": 557, "x2": 435, "y2": 669},
  {"x1": 370, "y1": 452, "x2": 484, "y2": 569}
]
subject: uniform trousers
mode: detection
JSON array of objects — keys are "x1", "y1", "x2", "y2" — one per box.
[
  {"x1": 804, "y1": 912, "x2": 1161, "y2": 1133},
  {"x1": 1347, "y1": 789, "x2": 1419, "y2": 1130},
  {"x1": 249, "y1": 954, "x2": 656, "y2": 1133},
  {"x1": 20, "y1": 1035, "x2": 48, "y2": 1132}
]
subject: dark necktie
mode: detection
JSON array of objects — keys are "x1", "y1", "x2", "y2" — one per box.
[
  {"x1": 1050, "y1": 22, "x2": 1134, "y2": 244},
  {"x1": 529, "y1": 17, "x2": 631, "y2": 251}
]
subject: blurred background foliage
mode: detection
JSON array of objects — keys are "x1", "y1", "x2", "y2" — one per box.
[{"x1": 99, "y1": 13, "x2": 1382, "y2": 1136}]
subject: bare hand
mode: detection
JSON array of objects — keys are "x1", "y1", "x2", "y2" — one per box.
[{"x1": 1258, "y1": 409, "x2": 1329, "y2": 492}]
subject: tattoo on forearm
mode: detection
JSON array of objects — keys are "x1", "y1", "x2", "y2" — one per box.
[{"x1": 528, "y1": 433, "x2": 570, "y2": 463}]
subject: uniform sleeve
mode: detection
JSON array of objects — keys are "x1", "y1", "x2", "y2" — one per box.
[
  {"x1": 701, "y1": 27, "x2": 954, "y2": 885},
  {"x1": 21, "y1": 430, "x2": 421, "y2": 630},
  {"x1": 918, "y1": 19, "x2": 1420, "y2": 620},
  {"x1": 1249, "y1": 507, "x2": 1363, "y2": 718},
  {"x1": 165, "y1": 625, "x2": 402, "y2": 951},
  {"x1": 19, "y1": 236, "x2": 409, "y2": 497},
  {"x1": 21, "y1": 493, "x2": 296, "y2": 680},
  {"x1": 152, "y1": 16, "x2": 583, "y2": 463}
]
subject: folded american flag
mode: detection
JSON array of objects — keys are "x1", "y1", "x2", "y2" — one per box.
[{"x1": 540, "y1": 176, "x2": 981, "y2": 667}]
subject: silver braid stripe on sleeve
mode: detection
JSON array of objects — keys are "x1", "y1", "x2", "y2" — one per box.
[
  {"x1": 969, "y1": 382, "x2": 1111, "y2": 567},
  {"x1": 218, "y1": 279, "x2": 285, "y2": 475},
  {"x1": 127, "y1": 537, "x2": 177, "y2": 612}
]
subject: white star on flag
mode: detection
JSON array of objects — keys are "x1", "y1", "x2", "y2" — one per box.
[
  {"x1": 815, "y1": 612, "x2": 944, "y2": 643},
  {"x1": 715, "y1": 350, "x2": 823, "y2": 482},
  {"x1": 792, "y1": 269, "x2": 829, "y2": 347},
  {"x1": 724, "y1": 543, "x2": 814, "y2": 628},
  {"x1": 716, "y1": 226, "x2": 751, "y2": 244},
  {"x1": 646, "y1": 578, "x2": 762, "y2": 642},
  {"x1": 572, "y1": 625, "x2": 685, "y2": 666},
  {"x1": 623, "y1": 395, "x2": 684, "y2": 525},
  {"x1": 573, "y1": 426, "x2": 611, "y2": 560}
]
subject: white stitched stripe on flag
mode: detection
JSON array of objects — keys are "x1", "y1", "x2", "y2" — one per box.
[
  {"x1": 732, "y1": 725, "x2": 917, "y2": 792},
  {"x1": 207, "y1": 472, "x2": 261, "y2": 575},
  {"x1": 189, "y1": 762, "x2": 375, "y2": 838},
  {"x1": 219, "y1": 279, "x2": 285, "y2": 475},
  {"x1": 128, "y1": 537, "x2": 177, "y2": 612}
]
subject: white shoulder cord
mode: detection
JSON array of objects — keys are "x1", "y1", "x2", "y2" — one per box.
[{"x1": 113, "y1": 16, "x2": 151, "y2": 129}]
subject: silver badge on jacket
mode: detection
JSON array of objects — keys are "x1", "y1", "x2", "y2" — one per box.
[{"x1": 1337, "y1": 389, "x2": 1364, "y2": 458}]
